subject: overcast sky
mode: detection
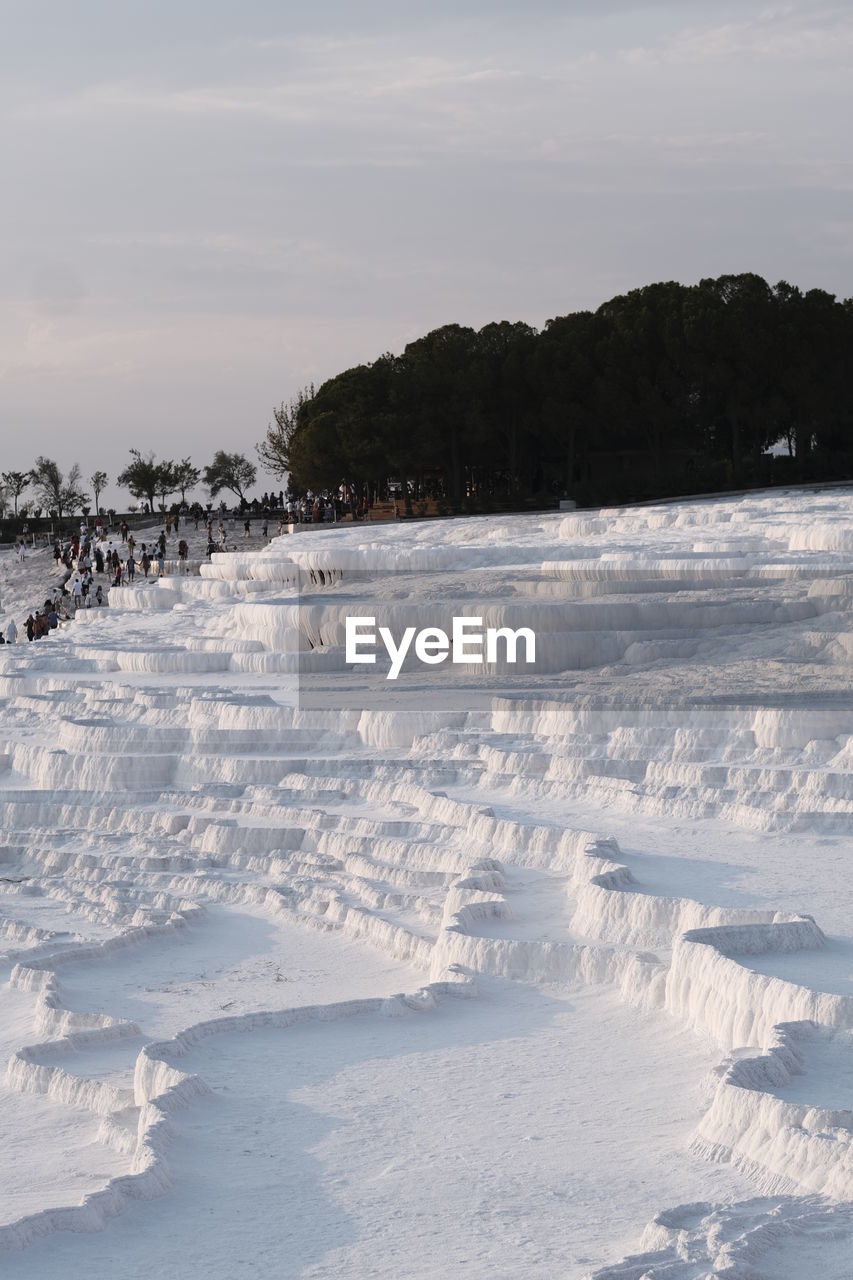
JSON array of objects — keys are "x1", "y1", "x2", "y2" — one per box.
[{"x1": 1, "y1": 1, "x2": 851, "y2": 507}]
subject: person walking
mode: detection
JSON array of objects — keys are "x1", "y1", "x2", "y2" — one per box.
[{"x1": 5, "y1": 618, "x2": 17, "y2": 644}]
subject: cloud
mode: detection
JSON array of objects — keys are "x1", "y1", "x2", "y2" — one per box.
[{"x1": 620, "y1": 3, "x2": 853, "y2": 65}]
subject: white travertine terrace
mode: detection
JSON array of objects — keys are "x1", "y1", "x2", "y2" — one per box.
[{"x1": 1, "y1": 487, "x2": 852, "y2": 1278}]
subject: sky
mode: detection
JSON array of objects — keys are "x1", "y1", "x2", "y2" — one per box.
[{"x1": 1, "y1": 0, "x2": 852, "y2": 510}]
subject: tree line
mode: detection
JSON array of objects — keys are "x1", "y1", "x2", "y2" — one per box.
[
  {"x1": 6, "y1": 272, "x2": 852, "y2": 525},
  {"x1": 0, "y1": 451, "x2": 259, "y2": 523},
  {"x1": 258, "y1": 273, "x2": 853, "y2": 509}
]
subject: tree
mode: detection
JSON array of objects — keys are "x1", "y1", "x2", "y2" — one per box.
[
  {"x1": 31, "y1": 456, "x2": 86, "y2": 520},
  {"x1": 684, "y1": 273, "x2": 777, "y2": 481},
  {"x1": 89, "y1": 470, "x2": 108, "y2": 516},
  {"x1": 203, "y1": 450, "x2": 257, "y2": 503},
  {"x1": 595, "y1": 282, "x2": 693, "y2": 484},
  {"x1": 401, "y1": 325, "x2": 479, "y2": 503},
  {"x1": 172, "y1": 457, "x2": 201, "y2": 504},
  {"x1": 537, "y1": 310, "x2": 599, "y2": 495},
  {"x1": 1, "y1": 470, "x2": 32, "y2": 516},
  {"x1": 117, "y1": 450, "x2": 165, "y2": 512},
  {"x1": 257, "y1": 386, "x2": 316, "y2": 478},
  {"x1": 156, "y1": 460, "x2": 178, "y2": 510}
]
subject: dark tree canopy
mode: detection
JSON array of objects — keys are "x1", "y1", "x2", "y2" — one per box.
[
  {"x1": 258, "y1": 386, "x2": 316, "y2": 479},
  {"x1": 1, "y1": 470, "x2": 32, "y2": 516},
  {"x1": 31, "y1": 457, "x2": 87, "y2": 520},
  {"x1": 203, "y1": 451, "x2": 257, "y2": 502},
  {"x1": 266, "y1": 274, "x2": 853, "y2": 508},
  {"x1": 172, "y1": 458, "x2": 201, "y2": 504},
  {"x1": 117, "y1": 450, "x2": 172, "y2": 512},
  {"x1": 89, "y1": 470, "x2": 108, "y2": 516}
]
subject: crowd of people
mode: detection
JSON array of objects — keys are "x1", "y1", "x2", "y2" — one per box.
[
  {"x1": 0, "y1": 596, "x2": 67, "y2": 644},
  {"x1": 1, "y1": 496, "x2": 342, "y2": 647},
  {"x1": 1, "y1": 517, "x2": 185, "y2": 645}
]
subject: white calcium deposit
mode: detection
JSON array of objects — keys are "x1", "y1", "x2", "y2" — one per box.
[{"x1": 1, "y1": 488, "x2": 852, "y2": 1278}]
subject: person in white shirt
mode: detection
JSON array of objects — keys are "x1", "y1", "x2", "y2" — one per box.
[{"x1": 5, "y1": 619, "x2": 17, "y2": 644}]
